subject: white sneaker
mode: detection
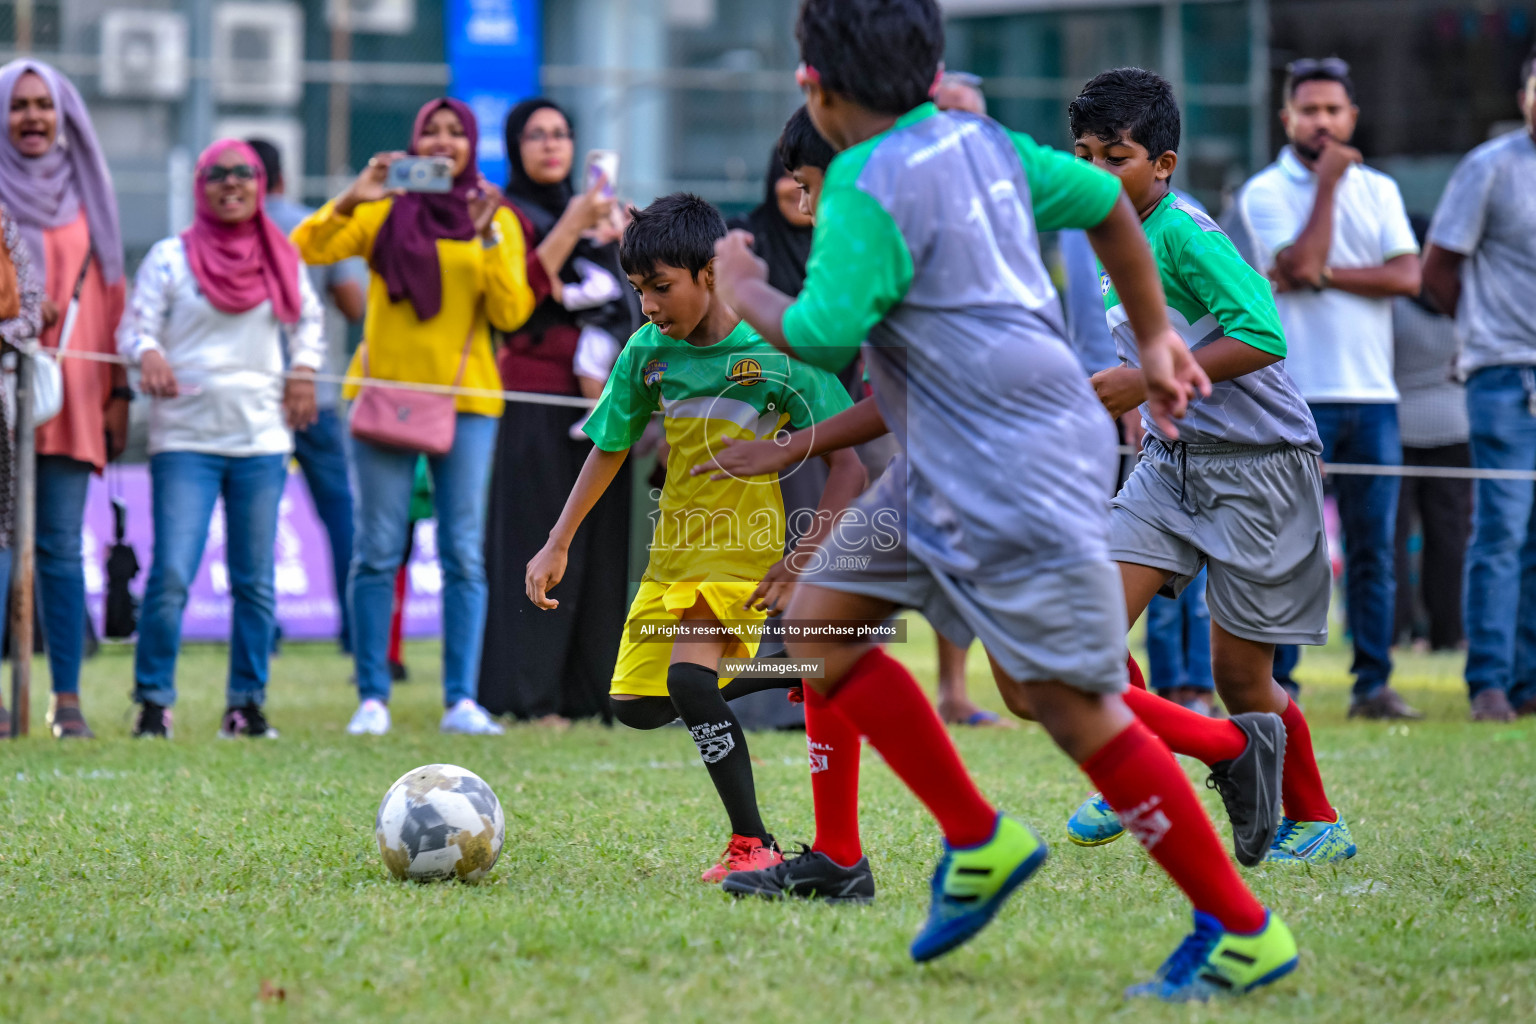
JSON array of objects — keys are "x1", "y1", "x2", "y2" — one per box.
[
  {"x1": 440, "y1": 699, "x2": 505, "y2": 735},
  {"x1": 347, "y1": 699, "x2": 391, "y2": 736}
]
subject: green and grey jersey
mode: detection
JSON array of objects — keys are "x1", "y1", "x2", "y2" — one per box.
[
  {"x1": 1104, "y1": 193, "x2": 1321, "y2": 452},
  {"x1": 782, "y1": 104, "x2": 1125, "y2": 575}
]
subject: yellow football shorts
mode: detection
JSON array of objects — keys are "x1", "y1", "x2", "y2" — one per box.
[{"x1": 610, "y1": 577, "x2": 767, "y2": 698}]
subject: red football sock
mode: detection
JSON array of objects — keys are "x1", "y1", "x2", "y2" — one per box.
[
  {"x1": 1126, "y1": 652, "x2": 1148, "y2": 690},
  {"x1": 1123, "y1": 686, "x2": 1247, "y2": 764},
  {"x1": 1083, "y1": 720, "x2": 1266, "y2": 934},
  {"x1": 387, "y1": 562, "x2": 407, "y2": 666},
  {"x1": 1279, "y1": 698, "x2": 1335, "y2": 822},
  {"x1": 827, "y1": 647, "x2": 996, "y2": 848},
  {"x1": 805, "y1": 686, "x2": 863, "y2": 867}
]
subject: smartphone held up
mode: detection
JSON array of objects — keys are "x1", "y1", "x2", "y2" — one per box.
[{"x1": 386, "y1": 156, "x2": 455, "y2": 193}]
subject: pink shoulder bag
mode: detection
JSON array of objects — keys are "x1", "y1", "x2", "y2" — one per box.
[{"x1": 348, "y1": 328, "x2": 475, "y2": 456}]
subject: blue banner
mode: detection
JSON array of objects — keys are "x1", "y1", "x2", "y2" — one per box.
[{"x1": 446, "y1": 0, "x2": 542, "y2": 188}]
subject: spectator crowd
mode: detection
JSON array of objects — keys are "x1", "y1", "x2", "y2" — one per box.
[{"x1": 0, "y1": 48, "x2": 1532, "y2": 738}]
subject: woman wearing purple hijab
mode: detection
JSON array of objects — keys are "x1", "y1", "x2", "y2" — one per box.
[
  {"x1": 293, "y1": 98, "x2": 546, "y2": 736},
  {"x1": 0, "y1": 59, "x2": 127, "y2": 740}
]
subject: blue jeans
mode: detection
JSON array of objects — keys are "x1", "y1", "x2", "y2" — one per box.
[
  {"x1": 1145, "y1": 569, "x2": 1213, "y2": 692},
  {"x1": 133, "y1": 452, "x2": 288, "y2": 707},
  {"x1": 0, "y1": 546, "x2": 11, "y2": 652},
  {"x1": 1463, "y1": 366, "x2": 1536, "y2": 706},
  {"x1": 1298, "y1": 402, "x2": 1400, "y2": 699},
  {"x1": 349, "y1": 414, "x2": 497, "y2": 707},
  {"x1": 294, "y1": 408, "x2": 355, "y2": 652},
  {"x1": 36, "y1": 456, "x2": 92, "y2": 695}
]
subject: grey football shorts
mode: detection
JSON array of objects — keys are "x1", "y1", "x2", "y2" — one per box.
[
  {"x1": 802, "y1": 465, "x2": 1128, "y2": 694},
  {"x1": 1111, "y1": 438, "x2": 1330, "y2": 646}
]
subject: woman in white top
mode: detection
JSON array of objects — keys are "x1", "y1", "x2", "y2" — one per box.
[{"x1": 117, "y1": 139, "x2": 323, "y2": 740}]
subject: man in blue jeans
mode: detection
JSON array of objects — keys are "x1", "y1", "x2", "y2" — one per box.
[
  {"x1": 1423, "y1": 48, "x2": 1536, "y2": 722},
  {"x1": 249, "y1": 139, "x2": 366, "y2": 653},
  {"x1": 1241, "y1": 58, "x2": 1423, "y2": 719},
  {"x1": 1145, "y1": 570, "x2": 1216, "y2": 715}
]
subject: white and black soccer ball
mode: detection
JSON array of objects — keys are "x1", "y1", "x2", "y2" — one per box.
[{"x1": 375, "y1": 764, "x2": 505, "y2": 883}]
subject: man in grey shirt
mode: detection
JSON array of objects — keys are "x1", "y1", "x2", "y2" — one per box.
[
  {"x1": 248, "y1": 139, "x2": 367, "y2": 654},
  {"x1": 1423, "y1": 46, "x2": 1536, "y2": 722}
]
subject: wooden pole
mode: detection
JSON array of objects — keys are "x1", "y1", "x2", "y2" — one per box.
[
  {"x1": 10, "y1": 348, "x2": 36, "y2": 737},
  {"x1": 327, "y1": 5, "x2": 352, "y2": 190},
  {"x1": 14, "y1": 0, "x2": 32, "y2": 53}
]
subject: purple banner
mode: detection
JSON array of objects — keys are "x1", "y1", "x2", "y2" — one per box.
[{"x1": 83, "y1": 466, "x2": 444, "y2": 642}]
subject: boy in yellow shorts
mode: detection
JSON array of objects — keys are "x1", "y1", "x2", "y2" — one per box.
[{"x1": 526, "y1": 193, "x2": 865, "y2": 882}]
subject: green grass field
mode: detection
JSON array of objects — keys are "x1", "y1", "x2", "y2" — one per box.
[{"x1": 1, "y1": 624, "x2": 1532, "y2": 1023}]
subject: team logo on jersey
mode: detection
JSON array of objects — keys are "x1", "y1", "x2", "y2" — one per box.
[
  {"x1": 643, "y1": 359, "x2": 667, "y2": 386},
  {"x1": 727, "y1": 357, "x2": 764, "y2": 386},
  {"x1": 1099, "y1": 271, "x2": 1112, "y2": 296}
]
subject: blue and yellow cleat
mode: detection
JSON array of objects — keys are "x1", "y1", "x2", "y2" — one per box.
[
  {"x1": 1126, "y1": 909, "x2": 1299, "y2": 1002},
  {"x1": 1066, "y1": 792, "x2": 1125, "y2": 847},
  {"x1": 909, "y1": 814, "x2": 1047, "y2": 963},
  {"x1": 1266, "y1": 814, "x2": 1357, "y2": 863}
]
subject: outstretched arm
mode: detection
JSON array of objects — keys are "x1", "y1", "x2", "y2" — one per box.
[
  {"x1": 1091, "y1": 339, "x2": 1279, "y2": 419},
  {"x1": 691, "y1": 397, "x2": 888, "y2": 481},
  {"x1": 526, "y1": 446, "x2": 629, "y2": 610},
  {"x1": 746, "y1": 446, "x2": 869, "y2": 615}
]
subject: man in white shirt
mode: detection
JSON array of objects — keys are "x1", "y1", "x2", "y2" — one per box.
[
  {"x1": 1423, "y1": 48, "x2": 1536, "y2": 722},
  {"x1": 1241, "y1": 58, "x2": 1423, "y2": 720}
]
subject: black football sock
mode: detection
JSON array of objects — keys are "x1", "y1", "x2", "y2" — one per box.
[
  {"x1": 609, "y1": 696, "x2": 680, "y2": 731},
  {"x1": 667, "y1": 662, "x2": 771, "y2": 843},
  {"x1": 717, "y1": 650, "x2": 799, "y2": 702}
]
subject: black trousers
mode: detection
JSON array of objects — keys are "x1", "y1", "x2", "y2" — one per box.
[
  {"x1": 1393, "y1": 443, "x2": 1472, "y2": 649},
  {"x1": 477, "y1": 402, "x2": 631, "y2": 721}
]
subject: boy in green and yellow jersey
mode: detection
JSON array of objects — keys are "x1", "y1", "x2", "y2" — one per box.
[{"x1": 526, "y1": 193, "x2": 865, "y2": 884}]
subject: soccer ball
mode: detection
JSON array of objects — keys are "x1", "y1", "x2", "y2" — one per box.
[{"x1": 375, "y1": 764, "x2": 505, "y2": 883}]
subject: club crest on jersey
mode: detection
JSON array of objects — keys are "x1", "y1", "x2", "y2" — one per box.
[
  {"x1": 727, "y1": 357, "x2": 765, "y2": 386},
  {"x1": 1100, "y1": 271, "x2": 1112, "y2": 296},
  {"x1": 643, "y1": 359, "x2": 667, "y2": 386}
]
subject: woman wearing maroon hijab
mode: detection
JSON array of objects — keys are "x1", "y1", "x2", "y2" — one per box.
[
  {"x1": 117, "y1": 139, "x2": 324, "y2": 740},
  {"x1": 294, "y1": 98, "x2": 546, "y2": 737}
]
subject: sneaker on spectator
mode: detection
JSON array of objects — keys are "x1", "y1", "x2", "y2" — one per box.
[
  {"x1": 347, "y1": 699, "x2": 391, "y2": 736},
  {"x1": 1347, "y1": 686, "x2": 1423, "y2": 721},
  {"x1": 220, "y1": 703, "x2": 279, "y2": 739},
  {"x1": 440, "y1": 699, "x2": 505, "y2": 735},
  {"x1": 1469, "y1": 689, "x2": 1516, "y2": 723},
  {"x1": 388, "y1": 660, "x2": 409, "y2": 683},
  {"x1": 48, "y1": 694, "x2": 94, "y2": 739},
  {"x1": 1160, "y1": 686, "x2": 1218, "y2": 717},
  {"x1": 134, "y1": 702, "x2": 173, "y2": 739}
]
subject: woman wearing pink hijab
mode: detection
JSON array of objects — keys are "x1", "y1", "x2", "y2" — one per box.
[
  {"x1": 116, "y1": 139, "x2": 324, "y2": 740},
  {"x1": 0, "y1": 59, "x2": 127, "y2": 739}
]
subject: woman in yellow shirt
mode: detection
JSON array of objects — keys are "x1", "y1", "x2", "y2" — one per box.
[{"x1": 292, "y1": 97, "x2": 544, "y2": 736}]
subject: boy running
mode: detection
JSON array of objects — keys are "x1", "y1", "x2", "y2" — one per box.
[
  {"x1": 711, "y1": 0, "x2": 1298, "y2": 1002},
  {"x1": 1062, "y1": 68, "x2": 1353, "y2": 865},
  {"x1": 526, "y1": 193, "x2": 865, "y2": 883}
]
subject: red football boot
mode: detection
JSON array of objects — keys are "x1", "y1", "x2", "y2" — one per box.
[{"x1": 701, "y1": 834, "x2": 783, "y2": 883}]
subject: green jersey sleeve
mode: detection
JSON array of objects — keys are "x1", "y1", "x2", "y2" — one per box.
[
  {"x1": 1009, "y1": 132, "x2": 1124, "y2": 233},
  {"x1": 785, "y1": 361, "x2": 855, "y2": 431},
  {"x1": 1175, "y1": 225, "x2": 1288, "y2": 358},
  {"x1": 581, "y1": 335, "x2": 657, "y2": 452},
  {"x1": 781, "y1": 181, "x2": 913, "y2": 374}
]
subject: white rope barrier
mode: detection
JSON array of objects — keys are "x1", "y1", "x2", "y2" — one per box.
[{"x1": 39, "y1": 347, "x2": 1536, "y2": 482}]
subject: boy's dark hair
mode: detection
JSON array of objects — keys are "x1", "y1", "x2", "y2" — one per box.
[
  {"x1": 1283, "y1": 56, "x2": 1355, "y2": 103},
  {"x1": 778, "y1": 106, "x2": 835, "y2": 174},
  {"x1": 1522, "y1": 44, "x2": 1536, "y2": 86},
  {"x1": 1068, "y1": 67, "x2": 1181, "y2": 158},
  {"x1": 245, "y1": 137, "x2": 283, "y2": 189},
  {"x1": 795, "y1": 0, "x2": 944, "y2": 117},
  {"x1": 620, "y1": 193, "x2": 728, "y2": 280}
]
